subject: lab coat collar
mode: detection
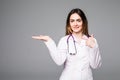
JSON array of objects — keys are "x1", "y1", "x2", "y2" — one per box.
[{"x1": 69, "y1": 34, "x2": 88, "y2": 42}]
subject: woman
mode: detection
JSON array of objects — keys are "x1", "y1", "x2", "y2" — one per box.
[{"x1": 32, "y1": 8, "x2": 102, "y2": 80}]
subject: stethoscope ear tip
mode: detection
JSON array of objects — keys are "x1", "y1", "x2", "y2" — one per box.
[{"x1": 70, "y1": 53, "x2": 76, "y2": 55}]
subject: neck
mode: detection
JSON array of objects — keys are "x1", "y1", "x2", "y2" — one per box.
[{"x1": 72, "y1": 32, "x2": 83, "y2": 40}]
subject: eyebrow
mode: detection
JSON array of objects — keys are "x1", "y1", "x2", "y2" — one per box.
[{"x1": 70, "y1": 18, "x2": 82, "y2": 20}]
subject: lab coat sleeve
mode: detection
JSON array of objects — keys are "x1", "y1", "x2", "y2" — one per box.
[
  {"x1": 89, "y1": 38, "x2": 102, "y2": 69},
  {"x1": 44, "y1": 37, "x2": 67, "y2": 66}
]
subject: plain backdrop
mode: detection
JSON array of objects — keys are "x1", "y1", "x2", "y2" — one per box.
[{"x1": 0, "y1": 0, "x2": 120, "y2": 80}]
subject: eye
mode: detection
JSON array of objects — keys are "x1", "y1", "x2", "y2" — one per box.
[
  {"x1": 77, "y1": 19, "x2": 82, "y2": 22},
  {"x1": 70, "y1": 19, "x2": 74, "y2": 23}
]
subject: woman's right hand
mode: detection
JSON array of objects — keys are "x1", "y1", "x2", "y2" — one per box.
[{"x1": 32, "y1": 35, "x2": 51, "y2": 42}]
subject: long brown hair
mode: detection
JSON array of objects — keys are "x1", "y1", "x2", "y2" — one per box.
[{"x1": 65, "y1": 8, "x2": 90, "y2": 37}]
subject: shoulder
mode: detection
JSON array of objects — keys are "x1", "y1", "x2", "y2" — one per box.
[
  {"x1": 59, "y1": 35, "x2": 69, "y2": 41},
  {"x1": 57, "y1": 35, "x2": 69, "y2": 47},
  {"x1": 58, "y1": 35, "x2": 69, "y2": 44}
]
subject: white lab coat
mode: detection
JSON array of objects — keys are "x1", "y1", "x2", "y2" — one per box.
[{"x1": 44, "y1": 35, "x2": 101, "y2": 80}]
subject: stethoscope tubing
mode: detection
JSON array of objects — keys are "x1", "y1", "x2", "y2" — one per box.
[{"x1": 67, "y1": 34, "x2": 77, "y2": 55}]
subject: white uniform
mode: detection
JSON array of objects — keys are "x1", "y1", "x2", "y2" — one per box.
[{"x1": 44, "y1": 35, "x2": 101, "y2": 80}]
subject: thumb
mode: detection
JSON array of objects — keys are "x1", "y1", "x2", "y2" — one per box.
[{"x1": 90, "y1": 34, "x2": 94, "y2": 38}]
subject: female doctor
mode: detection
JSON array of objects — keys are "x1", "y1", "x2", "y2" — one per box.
[{"x1": 32, "y1": 8, "x2": 102, "y2": 80}]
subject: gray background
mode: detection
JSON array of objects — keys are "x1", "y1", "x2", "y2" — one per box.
[{"x1": 0, "y1": 0, "x2": 120, "y2": 80}]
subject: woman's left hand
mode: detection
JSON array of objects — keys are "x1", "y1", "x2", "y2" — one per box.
[{"x1": 86, "y1": 34, "x2": 95, "y2": 48}]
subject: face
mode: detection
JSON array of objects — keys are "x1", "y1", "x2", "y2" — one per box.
[{"x1": 70, "y1": 13, "x2": 83, "y2": 34}]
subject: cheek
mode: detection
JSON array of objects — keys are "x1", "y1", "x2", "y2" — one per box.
[
  {"x1": 70, "y1": 22, "x2": 73, "y2": 27},
  {"x1": 79, "y1": 22, "x2": 83, "y2": 26}
]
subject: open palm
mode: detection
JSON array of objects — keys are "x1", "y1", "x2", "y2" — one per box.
[{"x1": 32, "y1": 35, "x2": 51, "y2": 42}]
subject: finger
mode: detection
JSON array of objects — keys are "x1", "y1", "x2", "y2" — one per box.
[
  {"x1": 32, "y1": 36, "x2": 40, "y2": 39},
  {"x1": 32, "y1": 36, "x2": 39, "y2": 38},
  {"x1": 32, "y1": 36, "x2": 38, "y2": 39},
  {"x1": 90, "y1": 34, "x2": 94, "y2": 38},
  {"x1": 39, "y1": 35, "x2": 44, "y2": 37}
]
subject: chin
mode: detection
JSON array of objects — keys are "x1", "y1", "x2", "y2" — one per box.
[{"x1": 73, "y1": 30, "x2": 81, "y2": 33}]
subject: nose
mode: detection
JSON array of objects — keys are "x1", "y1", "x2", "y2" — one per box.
[{"x1": 74, "y1": 21, "x2": 78, "y2": 26}]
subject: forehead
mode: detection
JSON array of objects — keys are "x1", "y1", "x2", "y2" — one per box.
[{"x1": 70, "y1": 13, "x2": 81, "y2": 19}]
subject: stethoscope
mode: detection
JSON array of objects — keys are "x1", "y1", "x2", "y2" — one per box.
[{"x1": 67, "y1": 34, "x2": 77, "y2": 55}]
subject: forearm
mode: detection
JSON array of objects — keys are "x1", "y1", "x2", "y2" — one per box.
[
  {"x1": 89, "y1": 40, "x2": 102, "y2": 69},
  {"x1": 44, "y1": 39, "x2": 67, "y2": 66}
]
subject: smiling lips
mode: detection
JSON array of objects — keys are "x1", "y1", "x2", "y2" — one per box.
[{"x1": 73, "y1": 26, "x2": 79, "y2": 29}]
